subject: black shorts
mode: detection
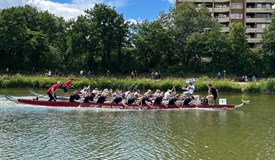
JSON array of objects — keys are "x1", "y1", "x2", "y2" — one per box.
[
  {"x1": 63, "y1": 87, "x2": 68, "y2": 93},
  {"x1": 213, "y1": 95, "x2": 217, "y2": 100},
  {"x1": 126, "y1": 98, "x2": 135, "y2": 104},
  {"x1": 113, "y1": 97, "x2": 122, "y2": 104}
]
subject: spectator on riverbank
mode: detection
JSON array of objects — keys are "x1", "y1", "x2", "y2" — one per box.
[
  {"x1": 80, "y1": 70, "x2": 84, "y2": 76},
  {"x1": 55, "y1": 69, "x2": 58, "y2": 76},
  {"x1": 131, "y1": 71, "x2": 135, "y2": 79},
  {"x1": 151, "y1": 72, "x2": 154, "y2": 79},
  {"x1": 156, "y1": 71, "x2": 161, "y2": 79},
  {"x1": 216, "y1": 72, "x2": 221, "y2": 80},
  {"x1": 106, "y1": 70, "x2": 110, "y2": 76},
  {"x1": 6, "y1": 68, "x2": 9, "y2": 74},
  {"x1": 242, "y1": 75, "x2": 248, "y2": 82},
  {"x1": 31, "y1": 68, "x2": 35, "y2": 75},
  {"x1": 252, "y1": 75, "x2": 256, "y2": 82},
  {"x1": 45, "y1": 69, "x2": 52, "y2": 77},
  {"x1": 87, "y1": 70, "x2": 91, "y2": 77}
]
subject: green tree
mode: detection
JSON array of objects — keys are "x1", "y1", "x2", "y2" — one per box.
[
  {"x1": 0, "y1": 5, "x2": 67, "y2": 73},
  {"x1": 67, "y1": 15, "x2": 93, "y2": 72},
  {"x1": 68, "y1": 3, "x2": 129, "y2": 73},
  {"x1": 245, "y1": 49, "x2": 265, "y2": 76},
  {"x1": 262, "y1": 11, "x2": 275, "y2": 75},
  {"x1": 25, "y1": 9, "x2": 67, "y2": 71},
  {"x1": 204, "y1": 29, "x2": 231, "y2": 73},
  {"x1": 172, "y1": 2, "x2": 220, "y2": 73},
  {"x1": 85, "y1": 3, "x2": 129, "y2": 73},
  {"x1": 227, "y1": 22, "x2": 250, "y2": 74},
  {"x1": 131, "y1": 19, "x2": 174, "y2": 72},
  {"x1": 0, "y1": 6, "x2": 30, "y2": 71}
]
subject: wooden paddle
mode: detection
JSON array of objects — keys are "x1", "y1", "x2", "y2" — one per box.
[{"x1": 29, "y1": 89, "x2": 47, "y2": 98}]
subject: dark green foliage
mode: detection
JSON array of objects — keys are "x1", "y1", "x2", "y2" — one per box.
[
  {"x1": 226, "y1": 23, "x2": 251, "y2": 74},
  {"x1": 0, "y1": 5, "x2": 67, "y2": 72},
  {"x1": 262, "y1": 11, "x2": 275, "y2": 75},
  {"x1": 242, "y1": 83, "x2": 261, "y2": 93},
  {"x1": 67, "y1": 4, "x2": 129, "y2": 73},
  {"x1": 0, "y1": 3, "x2": 273, "y2": 76}
]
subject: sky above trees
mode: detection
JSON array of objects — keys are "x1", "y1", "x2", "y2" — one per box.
[{"x1": 0, "y1": 0, "x2": 175, "y2": 23}]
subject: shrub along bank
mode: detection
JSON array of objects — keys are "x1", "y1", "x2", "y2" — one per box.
[{"x1": 0, "y1": 74, "x2": 274, "y2": 94}]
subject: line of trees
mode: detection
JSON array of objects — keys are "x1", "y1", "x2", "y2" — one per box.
[{"x1": 0, "y1": 2, "x2": 275, "y2": 76}]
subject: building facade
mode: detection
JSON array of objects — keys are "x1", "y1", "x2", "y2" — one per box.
[{"x1": 176, "y1": 0, "x2": 275, "y2": 48}]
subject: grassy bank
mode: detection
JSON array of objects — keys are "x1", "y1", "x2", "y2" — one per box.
[{"x1": 0, "y1": 74, "x2": 274, "y2": 94}]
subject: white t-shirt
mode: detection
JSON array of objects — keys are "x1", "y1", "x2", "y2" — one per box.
[
  {"x1": 187, "y1": 84, "x2": 195, "y2": 94},
  {"x1": 164, "y1": 91, "x2": 172, "y2": 100}
]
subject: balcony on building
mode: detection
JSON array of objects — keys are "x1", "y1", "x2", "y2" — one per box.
[
  {"x1": 201, "y1": 0, "x2": 230, "y2": 2},
  {"x1": 246, "y1": 28, "x2": 264, "y2": 33},
  {"x1": 246, "y1": 0, "x2": 275, "y2": 3},
  {"x1": 208, "y1": 5, "x2": 230, "y2": 13},
  {"x1": 246, "y1": 23, "x2": 269, "y2": 33},
  {"x1": 246, "y1": 8, "x2": 274, "y2": 13},
  {"x1": 247, "y1": 38, "x2": 262, "y2": 43},
  {"x1": 220, "y1": 27, "x2": 229, "y2": 32},
  {"x1": 177, "y1": 0, "x2": 231, "y2": 3},
  {"x1": 217, "y1": 17, "x2": 230, "y2": 22},
  {"x1": 246, "y1": 18, "x2": 272, "y2": 23}
]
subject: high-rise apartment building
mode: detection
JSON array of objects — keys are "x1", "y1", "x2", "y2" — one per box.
[{"x1": 176, "y1": 0, "x2": 275, "y2": 48}]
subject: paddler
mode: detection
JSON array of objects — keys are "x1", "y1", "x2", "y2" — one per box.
[
  {"x1": 62, "y1": 78, "x2": 74, "y2": 96},
  {"x1": 182, "y1": 79, "x2": 195, "y2": 96},
  {"x1": 206, "y1": 83, "x2": 218, "y2": 104},
  {"x1": 47, "y1": 81, "x2": 61, "y2": 101},
  {"x1": 69, "y1": 90, "x2": 82, "y2": 103}
]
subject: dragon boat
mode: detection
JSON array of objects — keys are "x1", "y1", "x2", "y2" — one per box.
[{"x1": 5, "y1": 96, "x2": 249, "y2": 110}]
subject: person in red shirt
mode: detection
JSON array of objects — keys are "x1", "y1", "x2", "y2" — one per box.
[
  {"x1": 62, "y1": 79, "x2": 74, "y2": 96},
  {"x1": 47, "y1": 81, "x2": 61, "y2": 101}
]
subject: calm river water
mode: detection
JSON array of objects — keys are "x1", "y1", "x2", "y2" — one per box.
[{"x1": 0, "y1": 89, "x2": 274, "y2": 160}]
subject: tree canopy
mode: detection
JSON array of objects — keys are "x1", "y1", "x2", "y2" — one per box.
[
  {"x1": 262, "y1": 11, "x2": 275, "y2": 75},
  {"x1": 0, "y1": 3, "x2": 274, "y2": 77}
]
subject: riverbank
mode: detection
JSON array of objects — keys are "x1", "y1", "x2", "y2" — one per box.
[{"x1": 0, "y1": 74, "x2": 274, "y2": 94}]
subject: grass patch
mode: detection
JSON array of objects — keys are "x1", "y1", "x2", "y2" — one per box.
[{"x1": 0, "y1": 74, "x2": 274, "y2": 94}]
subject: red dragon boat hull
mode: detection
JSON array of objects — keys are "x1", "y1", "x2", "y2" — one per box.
[{"x1": 15, "y1": 98, "x2": 244, "y2": 109}]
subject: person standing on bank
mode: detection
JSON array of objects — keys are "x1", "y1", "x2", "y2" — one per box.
[
  {"x1": 47, "y1": 81, "x2": 61, "y2": 101},
  {"x1": 206, "y1": 83, "x2": 218, "y2": 104},
  {"x1": 62, "y1": 79, "x2": 74, "y2": 96}
]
